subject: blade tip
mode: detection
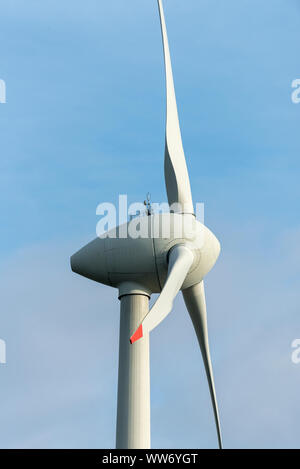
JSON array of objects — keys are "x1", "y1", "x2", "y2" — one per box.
[{"x1": 130, "y1": 324, "x2": 143, "y2": 344}]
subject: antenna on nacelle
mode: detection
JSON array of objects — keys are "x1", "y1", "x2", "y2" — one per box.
[{"x1": 144, "y1": 192, "x2": 152, "y2": 216}]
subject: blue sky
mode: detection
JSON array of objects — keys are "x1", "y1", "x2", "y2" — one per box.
[{"x1": 0, "y1": 0, "x2": 299, "y2": 448}]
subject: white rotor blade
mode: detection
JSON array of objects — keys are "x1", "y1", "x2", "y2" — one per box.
[
  {"x1": 130, "y1": 245, "x2": 194, "y2": 344},
  {"x1": 158, "y1": 0, "x2": 194, "y2": 214},
  {"x1": 183, "y1": 281, "x2": 223, "y2": 449}
]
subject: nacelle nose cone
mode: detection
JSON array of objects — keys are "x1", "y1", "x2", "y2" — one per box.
[
  {"x1": 208, "y1": 228, "x2": 221, "y2": 264},
  {"x1": 180, "y1": 226, "x2": 220, "y2": 290},
  {"x1": 200, "y1": 225, "x2": 221, "y2": 275}
]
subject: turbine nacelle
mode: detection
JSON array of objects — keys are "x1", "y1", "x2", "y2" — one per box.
[{"x1": 71, "y1": 213, "x2": 220, "y2": 295}]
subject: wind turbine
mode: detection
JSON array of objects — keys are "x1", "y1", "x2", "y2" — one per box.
[{"x1": 71, "y1": 0, "x2": 222, "y2": 450}]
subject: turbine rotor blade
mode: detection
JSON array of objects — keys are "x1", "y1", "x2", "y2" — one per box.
[
  {"x1": 158, "y1": 0, "x2": 194, "y2": 214},
  {"x1": 182, "y1": 281, "x2": 223, "y2": 449},
  {"x1": 130, "y1": 245, "x2": 194, "y2": 344}
]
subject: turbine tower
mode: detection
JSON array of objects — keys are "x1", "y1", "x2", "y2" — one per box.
[{"x1": 71, "y1": 0, "x2": 222, "y2": 449}]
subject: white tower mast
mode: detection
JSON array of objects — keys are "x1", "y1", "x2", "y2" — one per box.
[{"x1": 116, "y1": 292, "x2": 151, "y2": 449}]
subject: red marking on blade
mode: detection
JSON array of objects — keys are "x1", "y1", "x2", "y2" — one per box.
[{"x1": 130, "y1": 325, "x2": 143, "y2": 344}]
